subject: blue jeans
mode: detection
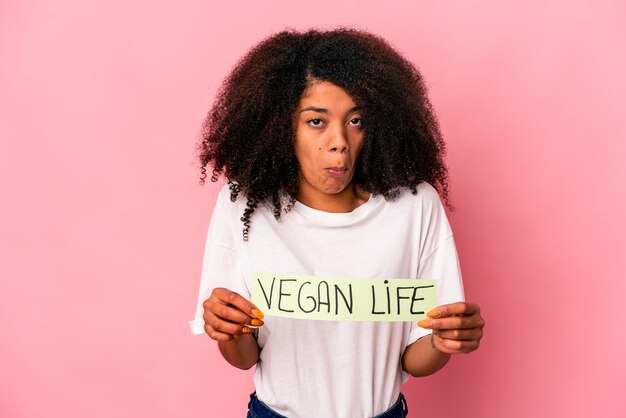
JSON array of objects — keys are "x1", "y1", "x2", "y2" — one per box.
[{"x1": 246, "y1": 392, "x2": 409, "y2": 417}]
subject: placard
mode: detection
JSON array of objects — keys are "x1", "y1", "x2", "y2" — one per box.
[{"x1": 251, "y1": 272, "x2": 436, "y2": 322}]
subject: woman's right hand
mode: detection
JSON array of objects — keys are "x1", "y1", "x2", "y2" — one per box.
[{"x1": 202, "y1": 287, "x2": 264, "y2": 341}]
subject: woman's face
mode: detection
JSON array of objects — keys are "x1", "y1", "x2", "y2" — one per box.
[{"x1": 292, "y1": 80, "x2": 365, "y2": 209}]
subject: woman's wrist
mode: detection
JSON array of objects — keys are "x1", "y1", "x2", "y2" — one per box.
[{"x1": 218, "y1": 335, "x2": 260, "y2": 370}]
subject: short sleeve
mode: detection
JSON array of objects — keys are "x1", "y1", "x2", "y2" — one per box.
[
  {"x1": 188, "y1": 187, "x2": 248, "y2": 335},
  {"x1": 403, "y1": 185, "x2": 465, "y2": 347},
  {"x1": 405, "y1": 235, "x2": 466, "y2": 345}
]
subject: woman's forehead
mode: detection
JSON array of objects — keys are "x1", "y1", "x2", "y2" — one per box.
[{"x1": 298, "y1": 80, "x2": 358, "y2": 109}]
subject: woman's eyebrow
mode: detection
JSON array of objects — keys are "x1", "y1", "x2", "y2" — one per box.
[
  {"x1": 299, "y1": 106, "x2": 328, "y2": 113},
  {"x1": 299, "y1": 106, "x2": 361, "y2": 113}
]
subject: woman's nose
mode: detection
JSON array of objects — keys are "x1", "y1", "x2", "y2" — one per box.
[{"x1": 327, "y1": 125, "x2": 349, "y2": 152}]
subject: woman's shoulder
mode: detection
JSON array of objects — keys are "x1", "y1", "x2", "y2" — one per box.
[
  {"x1": 390, "y1": 183, "x2": 449, "y2": 226},
  {"x1": 415, "y1": 182, "x2": 441, "y2": 200},
  {"x1": 215, "y1": 183, "x2": 247, "y2": 210},
  {"x1": 215, "y1": 183, "x2": 232, "y2": 204},
  {"x1": 209, "y1": 183, "x2": 247, "y2": 227},
  {"x1": 394, "y1": 182, "x2": 443, "y2": 207}
]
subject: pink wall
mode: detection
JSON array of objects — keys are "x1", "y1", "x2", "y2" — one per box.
[{"x1": 2, "y1": 1, "x2": 625, "y2": 417}]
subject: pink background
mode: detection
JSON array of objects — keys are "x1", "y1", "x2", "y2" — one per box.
[{"x1": 2, "y1": 1, "x2": 625, "y2": 417}]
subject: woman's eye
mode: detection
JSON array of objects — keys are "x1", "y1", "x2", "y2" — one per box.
[
  {"x1": 349, "y1": 117, "x2": 362, "y2": 127},
  {"x1": 307, "y1": 118, "x2": 324, "y2": 127}
]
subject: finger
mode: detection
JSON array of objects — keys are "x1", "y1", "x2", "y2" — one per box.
[
  {"x1": 204, "y1": 325, "x2": 255, "y2": 341},
  {"x1": 204, "y1": 312, "x2": 254, "y2": 339},
  {"x1": 213, "y1": 288, "x2": 264, "y2": 319},
  {"x1": 427, "y1": 301, "x2": 480, "y2": 318},
  {"x1": 438, "y1": 337, "x2": 480, "y2": 353},
  {"x1": 204, "y1": 300, "x2": 264, "y2": 326},
  {"x1": 418, "y1": 315, "x2": 483, "y2": 330},
  {"x1": 437, "y1": 328, "x2": 483, "y2": 341},
  {"x1": 204, "y1": 311, "x2": 258, "y2": 337},
  {"x1": 203, "y1": 323, "x2": 236, "y2": 342}
]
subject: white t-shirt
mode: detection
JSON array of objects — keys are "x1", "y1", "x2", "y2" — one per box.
[{"x1": 190, "y1": 182, "x2": 465, "y2": 418}]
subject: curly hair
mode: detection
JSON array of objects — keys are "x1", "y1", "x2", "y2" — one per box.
[{"x1": 198, "y1": 28, "x2": 450, "y2": 241}]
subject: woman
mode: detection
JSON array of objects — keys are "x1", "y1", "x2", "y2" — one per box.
[{"x1": 190, "y1": 28, "x2": 484, "y2": 418}]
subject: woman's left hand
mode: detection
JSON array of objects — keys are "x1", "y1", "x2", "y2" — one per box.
[{"x1": 417, "y1": 302, "x2": 485, "y2": 354}]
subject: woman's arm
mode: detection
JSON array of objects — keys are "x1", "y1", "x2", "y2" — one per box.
[
  {"x1": 402, "y1": 302, "x2": 484, "y2": 377},
  {"x1": 203, "y1": 287, "x2": 264, "y2": 370},
  {"x1": 401, "y1": 334, "x2": 451, "y2": 377},
  {"x1": 218, "y1": 335, "x2": 260, "y2": 370}
]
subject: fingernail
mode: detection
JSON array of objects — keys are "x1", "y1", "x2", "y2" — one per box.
[
  {"x1": 251, "y1": 319, "x2": 264, "y2": 326},
  {"x1": 427, "y1": 309, "x2": 440, "y2": 318},
  {"x1": 241, "y1": 327, "x2": 254, "y2": 334},
  {"x1": 251, "y1": 309, "x2": 264, "y2": 319},
  {"x1": 437, "y1": 337, "x2": 443, "y2": 344},
  {"x1": 417, "y1": 320, "x2": 431, "y2": 328}
]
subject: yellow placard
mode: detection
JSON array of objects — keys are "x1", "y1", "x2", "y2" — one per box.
[{"x1": 251, "y1": 272, "x2": 437, "y2": 322}]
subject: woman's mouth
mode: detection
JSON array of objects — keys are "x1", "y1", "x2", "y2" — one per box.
[{"x1": 326, "y1": 167, "x2": 348, "y2": 177}]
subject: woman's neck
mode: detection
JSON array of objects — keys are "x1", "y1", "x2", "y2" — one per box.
[{"x1": 296, "y1": 183, "x2": 371, "y2": 213}]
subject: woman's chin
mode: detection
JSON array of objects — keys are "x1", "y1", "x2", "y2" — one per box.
[{"x1": 321, "y1": 181, "x2": 353, "y2": 196}]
